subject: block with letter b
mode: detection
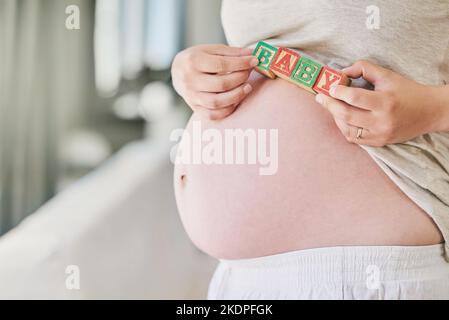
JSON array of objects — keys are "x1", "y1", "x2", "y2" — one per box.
[
  {"x1": 252, "y1": 42, "x2": 278, "y2": 79},
  {"x1": 313, "y1": 66, "x2": 351, "y2": 96},
  {"x1": 291, "y1": 57, "x2": 322, "y2": 93}
]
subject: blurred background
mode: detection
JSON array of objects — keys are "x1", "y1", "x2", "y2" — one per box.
[{"x1": 0, "y1": 0, "x2": 225, "y2": 299}]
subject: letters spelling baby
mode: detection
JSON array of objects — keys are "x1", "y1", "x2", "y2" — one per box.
[{"x1": 252, "y1": 41, "x2": 351, "y2": 96}]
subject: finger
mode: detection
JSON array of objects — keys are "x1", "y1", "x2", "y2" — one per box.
[
  {"x1": 192, "y1": 70, "x2": 250, "y2": 93},
  {"x1": 192, "y1": 104, "x2": 237, "y2": 121},
  {"x1": 334, "y1": 119, "x2": 355, "y2": 142},
  {"x1": 334, "y1": 119, "x2": 371, "y2": 144},
  {"x1": 329, "y1": 85, "x2": 384, "y2": 110},
  {"x1": 202, "y1": 44, "x2": 253, "y2": 57},
  {"x1": 195, "y1": 83, "x2": 253, "y2": 109},
  {"x1": 316, "y1": 94, "x2": 373, "y2": 128},
  {"x1": 342, "y1": 60, "x2": 391, "y2": 86},
  {"x1": 195, "y1": 52, "x2": 259, "y2": 73}
]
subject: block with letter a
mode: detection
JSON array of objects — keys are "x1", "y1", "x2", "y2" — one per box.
[
  {"x1": 313, "y1": 66, "x2": 351, "y2": 96},
  {"x1": 270, "y1": 47, "x2": 301, "y2": 79}
]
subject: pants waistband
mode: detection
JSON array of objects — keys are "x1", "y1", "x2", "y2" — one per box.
[{"x1": 219, "y1": 245, "x2": 449, "y2": 284}]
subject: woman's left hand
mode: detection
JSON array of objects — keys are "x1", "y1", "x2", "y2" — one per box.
[{"x1": 315, "y1": 60, "x2": 448, "y2": 147}]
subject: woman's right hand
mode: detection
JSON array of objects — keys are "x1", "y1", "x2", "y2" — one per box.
[{"x1": 171, "y1": 44, "x2": 259, "y2": 120}]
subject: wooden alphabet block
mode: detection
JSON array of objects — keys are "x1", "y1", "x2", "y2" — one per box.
[
  {"x1": 253, "y1": 42, "x2": 352, "y2": 95},
  {"x1": 290, "y1": 57, "x2": 322, "y2": 93},
  {"x1": 313, "y1": 66, "x2": 351, "y2": 96},
  {"x1": 269, "y1": 47, "x2": 301, "y2": 79},
  {"x1": 252, "y1": 42, "x2": 278, "y2": 79}
]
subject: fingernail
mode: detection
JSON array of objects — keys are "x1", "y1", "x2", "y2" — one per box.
[
  {"x1": 243, "y1": 84, "x2": 253, "y2": 94},
  {"x1": 315, "y1": 94, "x2": 324, "y2": 104},
  {"x1": 242, "y1": 47, "x2": 253, "y2": 55},
  {"x1": 329, "y1": 85, "x2": 337, "y2": 96},
  {"x1": 250, "y1": 57, "x2": 259, "y2": 67}
]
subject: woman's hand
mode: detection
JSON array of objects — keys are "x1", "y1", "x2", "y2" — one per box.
[
  {"x1": 171, "y1": 44, "x2": 259, "y2": 120},
  {"x1": 315, "y1": 60, "x2": 449, "y2": 147}
]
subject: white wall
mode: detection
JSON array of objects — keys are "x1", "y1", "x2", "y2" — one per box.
[{"x1": 185, "y1": 0, "x2": 225, "y2": 46}]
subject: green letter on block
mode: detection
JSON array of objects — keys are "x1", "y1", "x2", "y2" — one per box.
[
  {"x1": 252, "y1": 42, "x2": 278, "y2": 78},
  {"x1": 291, "y1": 57, "x2": 322, "y2": 88}
]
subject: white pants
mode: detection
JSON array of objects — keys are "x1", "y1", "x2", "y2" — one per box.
[{"x1": 208, "y1": 245, "x2": 449, "y2": 300}]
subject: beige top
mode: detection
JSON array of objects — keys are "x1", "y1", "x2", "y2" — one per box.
[{"x1": 221, "y1": 0, "x2": 449, "y2": 258}]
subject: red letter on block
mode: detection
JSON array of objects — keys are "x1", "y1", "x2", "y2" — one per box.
[
  {"x1": 313, "y1": 66, "x2": 351, "y2": 96},
  {"x1": 270, "y1": 48, "x2": 301, "y2": 78}
]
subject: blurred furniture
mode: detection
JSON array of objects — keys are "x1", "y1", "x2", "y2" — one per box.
[{"x1": 0, "y1": 109, "x2": 216, "y2": 299}]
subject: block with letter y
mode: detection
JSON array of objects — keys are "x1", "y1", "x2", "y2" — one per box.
[
  {"x1": 252, "y1": 41, "x2": 278, "y2": 79},
  {"x1": 313, "y1": 66, "x2": 351, "y2": 96}
]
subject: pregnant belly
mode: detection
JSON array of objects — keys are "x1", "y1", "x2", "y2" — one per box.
[{"x1": 174, "y1": 72, "x2": 442, "y2": 260}]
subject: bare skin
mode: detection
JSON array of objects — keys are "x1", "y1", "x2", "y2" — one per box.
[
  {"x1": 174, "y1": 72, "x2": 443, "y2": 260},
  {"x1": 171, "y1": 45, "x2": 445, "y2": 260}
]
